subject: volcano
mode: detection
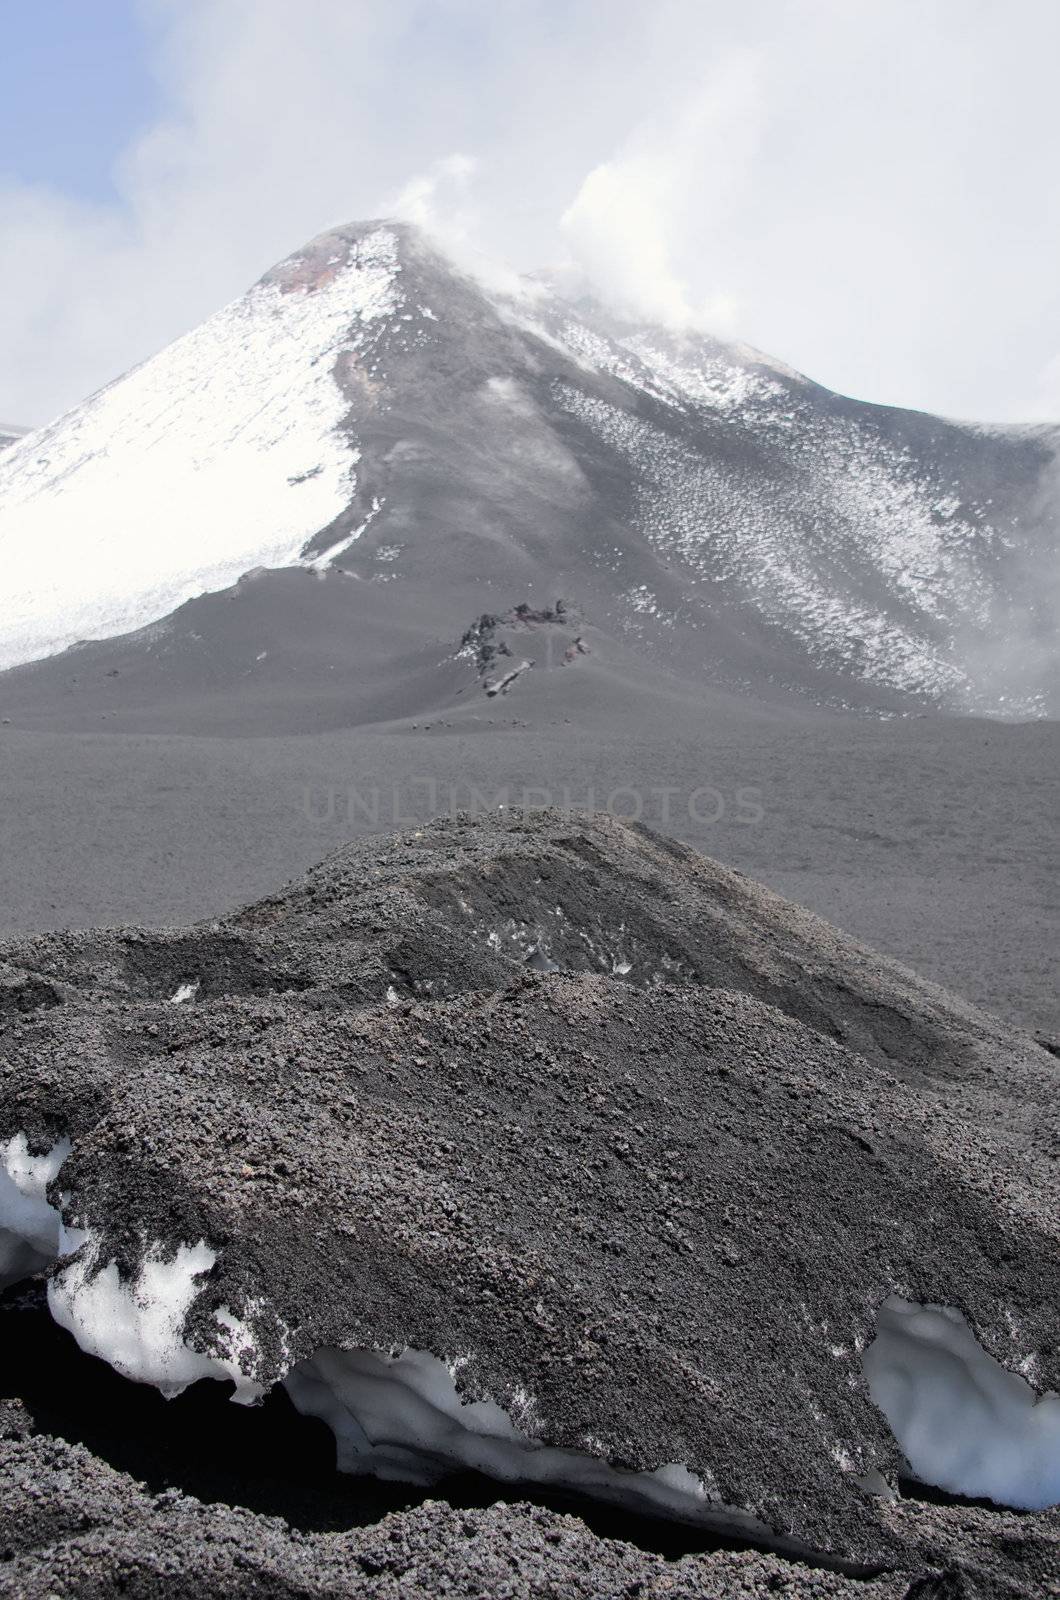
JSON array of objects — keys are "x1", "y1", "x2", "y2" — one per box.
[
  {"x1": 0, "y1": 220, "x2": 1056, "y2": 727},
  {"x1": 0, "y1": 223, "x2": 1056, "y2": 1043}
]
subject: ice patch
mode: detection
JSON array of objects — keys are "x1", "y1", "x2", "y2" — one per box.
[
  {"x1": 168, "y1": 981, "x2": 199, "y2": 1005},
  {"x1": 864, "y1": 1295, "x2": 1060, "y2": 1510},
  {"x1": 285, "y1": 1345, "x2": 767, "y2": 1536},
  {"x1": 0, "y1": 1132, "x2": 71, "y2": 1289},
  {"x1": 48, "y1": 1231, "x2": 264, "y2": 1402}
]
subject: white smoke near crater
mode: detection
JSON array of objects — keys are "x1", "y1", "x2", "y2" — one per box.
[
  {"x1": 949, "y1": 433, "x2": 1060, "y2": 716},
  {"x1": 384, "y1": 154, "x2": 544, "y2": 306},
  {"x1": 2, "y1": 2, "x2": 1060, "y2": 427},
  {"x1": 559, "y1": 55, "x2": 761, "y2": 332}
]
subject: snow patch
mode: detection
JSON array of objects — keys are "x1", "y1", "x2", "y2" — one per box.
[
  {"x1": 0, "y1": 229, "x2": 401, "y2": 670},
  {"x1": 546, "y1": 319, "x2": 785, "y2": 418},
  {"x1": 285, "y1": 1344, "x2": 767, "y2": 1536},
  {"x1": 0, "y1": 1132, "x2": 71, "y2": 1290},
  {"x1": 48, "y1": 1230, "x2": 264, "y2": 1402},
  {"x1": 554, "y1": 381, "x2": 1018, "y2": 707},
  {"x1": 619, "y1": 332, "x2": 785, "y2": 414},
  {"x1": 864, "y1": 1295, "x2": 1060, "y2": 1510}
]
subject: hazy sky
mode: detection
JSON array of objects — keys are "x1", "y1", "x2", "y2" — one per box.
[{"x1": 2, "y1": 0, "x2": 1058, "y2": 427}]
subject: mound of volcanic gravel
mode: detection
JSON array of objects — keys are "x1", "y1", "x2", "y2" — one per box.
[{"x1": 1, "y1": 811, "x2": 1057, "y2": 1596}]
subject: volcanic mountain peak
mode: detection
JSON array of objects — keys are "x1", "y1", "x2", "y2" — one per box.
[{"x1": 0, "y1": 218, "x2": 1056, "y2": 717}]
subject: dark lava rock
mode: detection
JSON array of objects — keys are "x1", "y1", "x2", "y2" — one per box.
[{"x1": 0, "y1": 812, "x2": 1057, "y2": 1596}]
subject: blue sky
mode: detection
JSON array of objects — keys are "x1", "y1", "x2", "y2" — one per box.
[
  {"x1": 0, "y1": 1, "x2": 159, "y2": 202},
  {"x1": 0, "y1": 1, "x2": 1058, "y2": 427}
]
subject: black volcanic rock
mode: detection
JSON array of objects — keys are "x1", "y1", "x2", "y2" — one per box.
[{"x1": 0, "y1": 812, "x2": 1057, "y2": 1595}]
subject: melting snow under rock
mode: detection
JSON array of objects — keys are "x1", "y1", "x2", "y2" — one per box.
[
  {"x1": 284, "y1": 1345, "x2": 770, "y2": 1539},
  {"x1": 2, "y1": 813, "x2": 1058, "y2": 1587},
  {"x1": 5, "y1": 1125, "x2": 1059, "y2": 1529},
  {"x1": 0, "y1": 1132, "x2": 70, "y2": 1290},
  {"x1": 864, "y1": 1295, "x2": 1060, "y2": 1511},
  {"x1": 47, "y1": 1231, "x2": 264, "y2": 1402}
]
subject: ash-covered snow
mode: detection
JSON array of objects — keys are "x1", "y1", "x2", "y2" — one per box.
[
  {"x1": 0, "y1": 811, "x2": 1057, "y2": 1584},
  {"x1": 0, "y1": 1140, "x2": 270, "y2": 1404},
  {"x1": 864, "y1": 1295, "x2": 1060, "y2": 1510},
  {"x1": 553, "y1": 382, "x2": 1015, "y2": 706},
  {"x1": 308, "y1": 494, "x2": 385, "y2": 572},
  {"x1": 0, "y1": 228, "x2": 401, "y2": 671}
]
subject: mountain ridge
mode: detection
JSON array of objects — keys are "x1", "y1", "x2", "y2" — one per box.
[{"x1": 1, "y1": 218, "x2": 1056, "y2": 722}]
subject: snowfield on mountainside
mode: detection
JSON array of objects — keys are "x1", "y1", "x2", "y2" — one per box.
[{"x1": 0, "y1": 220, "x2": 1055, "y2": 715}]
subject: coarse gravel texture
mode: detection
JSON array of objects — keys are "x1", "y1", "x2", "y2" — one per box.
[{"x1": 1, "y1": 812, "x2": 1057, "y2": 1596}]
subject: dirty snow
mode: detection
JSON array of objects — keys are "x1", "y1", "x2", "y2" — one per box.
[
  {"x1": 285, "y1": 1343, "x2": 771, "y2": 1538},
  {"x1": 0, "y1": 1132, "x2": 71, "y2": 1290}
]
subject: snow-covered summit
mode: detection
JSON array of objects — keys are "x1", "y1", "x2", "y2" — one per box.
[
  {"x1": 0, "y1": 224, "x2": 404, "y2": 672},
  {"x1": 0, "y1": 219, "x2": 1056, "y2": 714}
]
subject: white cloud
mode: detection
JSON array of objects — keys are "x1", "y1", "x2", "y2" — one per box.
[
  {"x1": 384, "y1": 153, "x2": 545, "y2": 303},
  {"x1": 560, "y1": 54, "x2": 762, "y2": 327},
  {"x1": 0, "y1": 0, "x2": 1058, "y2": 426},
  {"x1": 388, "y1": 154, "x2": 479, "y2": 235}
]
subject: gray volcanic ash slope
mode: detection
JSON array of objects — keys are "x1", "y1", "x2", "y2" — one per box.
[
  {"x1": 1, "y1": 814, "x2": 1058, "y2": 1596},
  {"x1": 1, "y1": 220, "x2": 1057, "y2": 728}
]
